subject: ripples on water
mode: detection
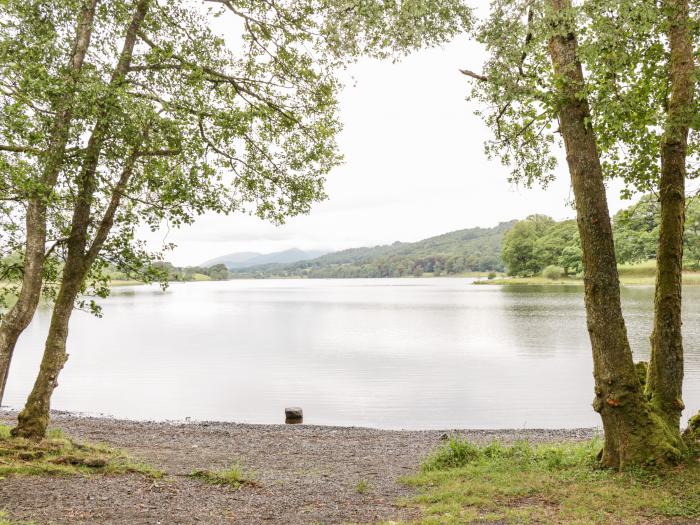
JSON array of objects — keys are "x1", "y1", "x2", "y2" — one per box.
[{"x1": 4, "y1": 279, "x2": 700, "y2": 429}]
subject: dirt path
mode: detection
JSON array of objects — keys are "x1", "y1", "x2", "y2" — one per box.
[{"x1": 0, "y1": 411, "x2": 597, "y2": 524}]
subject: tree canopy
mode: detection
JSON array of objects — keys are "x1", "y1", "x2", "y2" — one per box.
[{"x1": 0, "y1": 0, "x2": 475, "y2": 438}]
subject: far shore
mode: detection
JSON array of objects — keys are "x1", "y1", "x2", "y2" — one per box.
[
  {"x1": 107, "y1": 269, "x2": 700, "y2": 287},
  {"x1": 0, "y1": 409, "x2": 597, "y2": 524},
  {"x1": 475, "y1": 271, "x2": 700, "y2": 286}
]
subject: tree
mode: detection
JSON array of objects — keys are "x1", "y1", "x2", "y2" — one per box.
[
  {"x1": 533, "y1": 220, "x2": 579, "y2": 274},
  {"x1": 464, "y1": 0, "x2": 688, "y2": 467},
  {"x1": 591, "y1": 0, "x2": 700, "y2": 429},
  {"x1": 612, "y1": 195, "x2": 700, "y2": 269},
  {"x1": 685, "y1": 199, "x2": 700, "y2": 270},
  {"x1": 0, "y1": 0, "x2": 100, "y2": 404},
  {"x1": 2, "y1": 0, "x2": 472, "y2": 439},
  {"x1": 645, "y1": 0, "x2": 695, "y2": 429},
  {"x1": 612, "y1": 196, "x2": 660, "y2": 264},
  {"x1": 559, "y1": 245, "x2": 582, "y2": 275},
  {"x1": 579, "y1": 0, "x2": 696, "y2": 431},
  {"x1": 501, "y1": 215, "x2": 554, "y2": 276},
  {"x1": 207, "y1": 264, "x2": 229, "y2": 281}
]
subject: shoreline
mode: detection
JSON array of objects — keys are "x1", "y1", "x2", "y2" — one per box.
[
  {"x1": 0, "y1": 408, "x2": 603, "y2": 434},
  {"x1": 0, "y1": 410, "x2": 598, "y2": 524}
]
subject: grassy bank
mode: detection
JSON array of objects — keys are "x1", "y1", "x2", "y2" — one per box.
[
  {"x1": 0, "y1": 424, "x2": 160, "y2": 478},
  {"x1": 398, "y1": 438, "x2": 700, "y2": 525},
  {"x1": 477, "y1": 261, "x2": 700, "y2": 286}
]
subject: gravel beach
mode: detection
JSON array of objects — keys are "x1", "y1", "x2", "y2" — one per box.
[{"x1": 0, "y1": 411, "x2": 598, "y2": 524}]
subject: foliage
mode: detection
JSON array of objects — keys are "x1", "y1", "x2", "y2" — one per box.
[
  {"x1": 230, "y1": 221, "x2": 515, "y2": 278},
  {"x1": 613, "y1": 195, "x2": 700, "y2": 270},
  {"x1": 687, "y1": 200, "x2": 700, "y2": 270},
  {"x1": 0, "y1": 0, "x2": 474, "y2": 310},
  {"x1": 499, "y1": 196, "x2": 700, "y2": 277},
  {"x1": 0, "y1": 424, "x2": 161, "y2": 478},
  {"x1": 148, "y1": 262, "x2": 229, "y2": 282},
  {"x1": 403, "y1": 438, "x2": 700, "y2": 524},
  {"x1": 542, "y1": 265, "x2": 564, "y2": 280},
  {"x1": 481, "y1": 260, "x2": 700, "y2": 286},
  {"x1": 612, "y1": 194, "x2": 663, "y2": 264},
  {"x1": 465, "y1": 0, "x2": 699, "y2": 194},
  {"x1": 189, "y1": 463, "x2": 252, "y2": 488},
  {"x1": 501, "y1": 215, "x2": 580, "y2": 276}
]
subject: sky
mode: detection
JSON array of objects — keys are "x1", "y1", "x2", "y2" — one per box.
[{"x1": 147, "y1": 30, "x2": 632, "y2": 267}]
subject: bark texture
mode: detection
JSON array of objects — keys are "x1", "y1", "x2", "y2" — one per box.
[
  {"x1": 547, "y1": 0, "x2": 682, "y2": 468},
  {"x1": 0, "y1": 0, "x2": 98, "y2": 404},
  {"x1": 646, "y1": 0, "x2": 695, "y2": 430},
  {"x1": 12, "y1": 0, "x2": 150, "y2": 440}
]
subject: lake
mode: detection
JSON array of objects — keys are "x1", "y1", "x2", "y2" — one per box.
[{"x1": 3, "y1": 279, "x2": 700, "y2": 429}]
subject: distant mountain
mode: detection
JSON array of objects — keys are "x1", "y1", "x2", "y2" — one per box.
[
  {"x1": 229, "y1": 221, "x2": 516, "y2": 278},
  {"x1": 201, "y1": 252, "x2": 261, "y2": 268},
  {"x1": 202, "y1": 248, "x2": 328, "y2": 270}
]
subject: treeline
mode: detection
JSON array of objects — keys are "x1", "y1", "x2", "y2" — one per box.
[
  {"x1": 109, "y1": 262, "x2": 230, "y2": 282},
  {"x1": 151, "y1": 262, "x2": 230, "y2": 282},
  {"x1": 501, "y1": 196, "x2": 700, "y2": 277},
  {"x1": 613, "y1": 194, "x2": 700, "y2": 269},
  {"x1": 230, "y1": 222, "x2": 514, "y2": 278}
]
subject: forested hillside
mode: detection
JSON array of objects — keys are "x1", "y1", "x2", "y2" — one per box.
[
  {"x1": 229, "y1": 221, "x2": 516, "y2": 278},
  {"x1": 500, "y1": 196, "x2": 700, "y2": 277}
]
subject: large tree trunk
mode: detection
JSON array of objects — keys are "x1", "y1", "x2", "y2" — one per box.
[
  {"x1": 646, "y1": 0, "x2": 694, "y2": 430},
  {"x1": 547, "y1": 0, "x2": 683, "y2": 468},
  {"x1": 0, "y1": 202, "x2": 47, "y2": 403},
  {"x1": 11, "y1": 269, "x2": 84, "y2": 439},
  {"x1": 12, "y1": 0, "x2": 150, "y2": 439},
  {"x1": 11, "y1": 152, "x2": 140, "y2": 439},
  {"x1": 0, "y1": 0, "x2": 98, "y2": 404},
  {"x1": 11, "y1": 151, "x2": 141, "y2": 439}
]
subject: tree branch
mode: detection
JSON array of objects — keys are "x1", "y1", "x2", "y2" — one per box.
[
  {"x1": 136, "y1": 148, "x2": 181, "y2": 157},
  {"x1": 0, "y1": 144, "x2": 41, "y2": 154},
  {"x1": 460, "y1": 69, "x2": 488, "y2": 82}
]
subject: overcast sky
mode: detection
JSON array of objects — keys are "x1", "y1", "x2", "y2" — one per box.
[{"x1": 148, "y1": 32, "x2": 632, "y2": 267}]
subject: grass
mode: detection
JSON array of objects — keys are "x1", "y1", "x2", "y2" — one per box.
[
  {"x1": 0, "y1": 424, "x2": 162, "y2": 478},
  {"x1": 355, "y1": 479, "x2": 371, "y2": 494},
  {"x1": 475, "y1": 275, "x2": 582, "y2": 286},
  {"x1": 188, "y1": 463, "x2": 254, "y2": 488},
  {"x1": 398, "y1": 438, "x2": 700, "y2": 524},
  {"x1": 0, "y1": 510, "x2": 35, "y2": 525},
  {"x1": 109, "y1": 279, "x2": 144, "y2": 287},
  {"x1": 477, "y1": 260, "x2": 700, "y2": 286}
]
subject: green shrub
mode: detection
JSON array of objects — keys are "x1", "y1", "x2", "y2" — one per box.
[
  {"x1": 487, "y1": 272, "x2": 497, "y2": 280},
  {"x1": 421, "y1": 438, "x2": 601, "y2": 473},
  {"x1": 542, "y1": 265, "x2": 565, "y2": 280}
]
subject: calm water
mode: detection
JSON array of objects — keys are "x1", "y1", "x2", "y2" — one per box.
[{"x1": 4, "y1": 279, "x2": 700, "y2": 429}]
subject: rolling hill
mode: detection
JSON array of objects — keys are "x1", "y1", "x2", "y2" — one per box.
[
  {"x1": 201, "y1": 248, "x2": 328, "y2": 270},
  {"x1": 228, "y1": 221, "x2": 516, "y2": 278}
]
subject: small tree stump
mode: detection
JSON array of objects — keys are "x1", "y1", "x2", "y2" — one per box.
[{"x1": 285, "y1": 407, "x2": 303, "y2": 424}]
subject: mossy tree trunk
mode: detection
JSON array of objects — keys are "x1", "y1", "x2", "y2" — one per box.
[
  {"x1": 0, "y1": 0, "x2": 98, "y2": 405},
  {"x1": 11, "y1": 151, "x2": 142, "y2": 440},
  {"x1": 547, "y1": 0, "x2": 683, "y2": 469},
  {"x1": 12, "y1": 0, "x2": 150, "y2": 440},
  {"x1": 646, "y1": 0, "x2": 695, "y2": 430}
]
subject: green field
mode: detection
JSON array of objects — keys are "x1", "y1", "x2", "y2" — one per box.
[{"x1": 477, "y1": 261, "x2": 700, "y2": 286}]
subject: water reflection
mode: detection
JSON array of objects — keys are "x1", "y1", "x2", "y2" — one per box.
[{"x1": 3, "y1": 279, "x2": 699, "y2": 430}]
